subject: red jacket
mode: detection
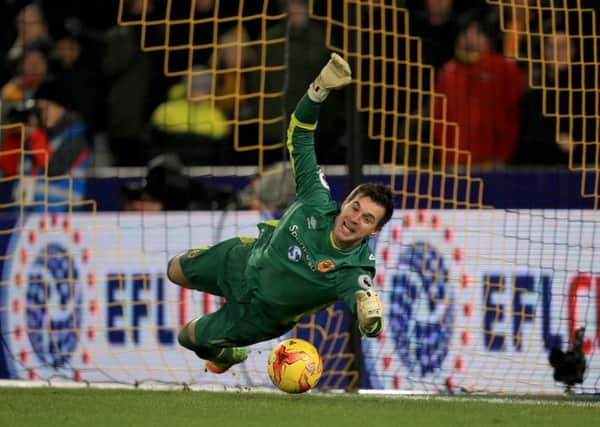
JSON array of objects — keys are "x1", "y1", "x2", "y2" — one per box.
[
  {"x1": 0, "y1": 127, "x2": 50, "y2": 176},
  {"x1": 433, "y1": 52, "x2": 525, "y2": 166}
]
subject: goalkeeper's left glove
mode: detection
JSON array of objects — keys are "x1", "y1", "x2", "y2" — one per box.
[
  {"x1": 355, "y1": 289, "x2": 384, "y2": 337},
  {"x1": 308, "y1": 52, "x2": 352, "y2": 103}
]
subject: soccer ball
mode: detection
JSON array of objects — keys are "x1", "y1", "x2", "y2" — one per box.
[{"x1": 267, "y1": 338, "x2": 323, "y2": 394}]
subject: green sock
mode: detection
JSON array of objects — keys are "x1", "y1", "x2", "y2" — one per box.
[{"x1": 212, "y1": 347, "x2": 248, "y2": 365}]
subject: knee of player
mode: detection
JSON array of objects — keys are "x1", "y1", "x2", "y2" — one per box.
[
  {"x1": 177, "y1": 318, "x2": 199, "y2": 349},
  {"x1": 177, "y1": 327, "x2": 188, "y2": 348},
  {"x1": 166, "y1": 255, "x2": 178, "y2": 282},
  {"x1": 167, "y1": 254, "x2": 188, "y2": 286}
]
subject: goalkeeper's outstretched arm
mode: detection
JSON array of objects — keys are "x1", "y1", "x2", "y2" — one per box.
[{"x1": 286, "y1": 53, "x2": 352, "y2": 202}]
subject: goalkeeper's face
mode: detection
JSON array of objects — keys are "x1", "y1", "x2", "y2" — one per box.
[{"x1": 332, "y1": 195, "x2": 385, "y2": 250}]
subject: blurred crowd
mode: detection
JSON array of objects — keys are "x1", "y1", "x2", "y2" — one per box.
[
  {"x1": 0, "y1": 0, "x2": 598, "y2": 212},
  {"x1": 406, "y1": 0, "x2": 599, "y2": 169}
]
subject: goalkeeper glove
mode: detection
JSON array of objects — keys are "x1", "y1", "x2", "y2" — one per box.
[
  {"x1": 355, "y1": 289, "x2": 384, "y2": 337},
  {"x1": 308, "y1": 52, "x2": 352, "y2": 103}
]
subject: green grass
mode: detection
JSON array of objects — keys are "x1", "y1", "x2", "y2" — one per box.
[{"x1": 1, "y1": 387, "x2": 599, "y2": 427}]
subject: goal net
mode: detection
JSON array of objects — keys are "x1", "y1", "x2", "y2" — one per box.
[{"x1": 0, "y1": 0, "x2": 598, "y2": 395}]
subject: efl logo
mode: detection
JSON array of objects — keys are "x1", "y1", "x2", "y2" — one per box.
[
  {"x1": 483, "y1": 272, "x2": 600, "y2": 355},
  {"x1": 2, "y1": 214, "x2": 92, "y2": 381},
  {"x1": 26, "y1": 241, "x2": 82, "y2": 368},
  {"x1": 364, "y1": 211, "x2": 466, "y2": 389}
]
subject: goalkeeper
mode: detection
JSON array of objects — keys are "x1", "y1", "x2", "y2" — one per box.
[{"x1": 168, "y1": 53, "x2": 394, "y2": 373}]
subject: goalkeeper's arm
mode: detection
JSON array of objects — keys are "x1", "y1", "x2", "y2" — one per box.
[
  {"x1": 285, "y1": 53, "x2": 351, "y2": 201},
  {"x1": 355, "y1": 289, "x2": 384, "y2": 337}
]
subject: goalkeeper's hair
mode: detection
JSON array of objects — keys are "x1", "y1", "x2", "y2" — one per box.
[{"x1": 346, "y1": 183, "x2": 394, "y2": 230}]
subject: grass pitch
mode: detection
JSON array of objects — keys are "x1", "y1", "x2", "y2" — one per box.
[{"x1": 1, "y1": 387, "x2": 599, "y2": 427}]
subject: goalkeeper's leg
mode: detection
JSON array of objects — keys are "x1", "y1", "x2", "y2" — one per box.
[
  {"x1": 167, "y1": 237, "x2": 256, "y2": 295},
  {"x1": 177, "y1": 302, "x2": 289, "y2": 374},
  {"x1": 178, "y1": 313, "x2": 248, "y2": 374},
  {"x1": 167, "y1": 246, "x2": 224, "y2": 295}
]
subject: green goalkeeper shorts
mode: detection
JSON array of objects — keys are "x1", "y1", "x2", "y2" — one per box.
[
  {"x1": 177, "y1": 237, "x2": 292, "y2": 348},
  {"x1": 178, "y1": 236, "x2": 256, "y2": 302}
]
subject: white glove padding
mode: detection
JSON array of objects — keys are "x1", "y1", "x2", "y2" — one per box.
[
  {"x1": 308, "y1": 52, "x2": 352, "y2": 103},
  {"x1": 356, "y1": 289, "x2": 383, "y2": 335}
]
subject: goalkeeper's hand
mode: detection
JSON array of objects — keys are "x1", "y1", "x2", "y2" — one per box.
[
  {"x1": 355, "y1": 289, "x2": 384, "y2": 337},
  {"x1": 308, "y1": 52, "x2": 352, "y2": 103}
]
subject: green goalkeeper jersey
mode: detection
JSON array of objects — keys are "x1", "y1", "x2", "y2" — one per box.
[{"x1": 242, "y1": 95, "x2": 376, "y2": 327}]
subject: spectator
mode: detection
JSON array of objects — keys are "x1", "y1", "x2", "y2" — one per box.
[
  {"x1": 263, "y1": 0, "x2": 343, "y2": 161},
  {"x1": 103, "y1": 0, "x2": 167, "y2": 166},
  {"x1": 410, "y1": 0, "x2": 458, "y2": 71},
  {"x1": 38, "y1": 1, "x2": 118, "y2": 41},
  {"x1": 149, "y1": 66, "x2": 231, "y2": 165},
  {"x1": 397, "y1": 0, "x2": 459, "y2": 166},
  {"x1": 513, "y1": 29, "x2": 595, "y2": 165},
  {"x1": 263, "y1": 0, "x2": 330, "y2": 138},
  {"x1": 2, "y1": 78, "x2": 91, "y2": 212},
  {"x1": 237, "y1": 161, "x2": 296, "y2": 213},
  {"x1": 501, "y1": 0, "x2": 538, "y2": 62},
  {"x1": 121, "y1": 153, "x2": 237, "y2": 211},
  {"x1": 52, "y1": 24, "x2": 100, "y2": 132},
  {"x1": 6, "y1": 3, "x2": 52, "y2": 67},
  {"x1": 166, "y1": 0, "x2": 228, "y2": 73},
  {"x1": 151, "y1": 66, "x2": 230, "y2": 138},
  {"x1": 210, "y1": 24, "x2": 260, "y2": 121},
  {"x1": 0, "y1": 1, "x2": 17, "y2": 85},
  {"x1": 1, "y1": 39, "x2": 53, "y2": 117},
  {"x1": 433, "y1": 10, "x2": 526, "y2": 168}
]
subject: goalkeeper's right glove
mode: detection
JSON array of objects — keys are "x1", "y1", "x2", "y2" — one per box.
[
  {"x1": 308, "y1": 52, "x2": 352, "y2": 103},
  {"x1": 355, "y1": 289, "x2": 384, "y2": 337}
]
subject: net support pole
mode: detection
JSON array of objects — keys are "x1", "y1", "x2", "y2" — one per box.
[
  {"x1": 344, "y1": 6, "x2": 366, "y2": 392},
  {"x1": 345, "y1": 76, "x2": 363, "y2": 191}
]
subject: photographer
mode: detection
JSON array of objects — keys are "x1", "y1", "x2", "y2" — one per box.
[
  {"x1": 1, "y1": 79, "x2": 91, "y2": 211},
  {"x1": 121, "y1": 153, "x2": 238, "y2": 212}
]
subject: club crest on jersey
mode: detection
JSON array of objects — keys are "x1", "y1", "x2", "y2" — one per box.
[
  {"x1": 187, "y1": 247, "x2": 205, "y2": 258},
  {"x1": 317, "y1": 259, "x2": 336, "y2": 273},
  {"x1": 288, "y1": 245, "x2": 302, "y2": 262},
  {"x1": 358, "y1": 274, "x2": 373, "y2": 289}
]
